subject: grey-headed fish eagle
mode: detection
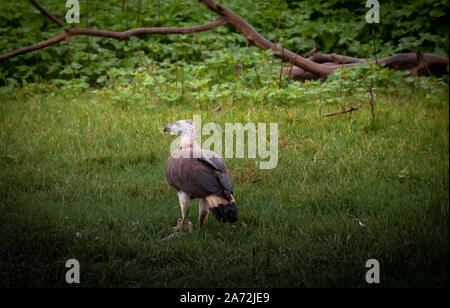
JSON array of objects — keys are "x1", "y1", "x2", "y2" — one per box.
[{"x1": 163, "y1": 119, "x2": 238, "y2": 232}]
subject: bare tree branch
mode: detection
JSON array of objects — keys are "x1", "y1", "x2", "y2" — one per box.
[
  {"x1": 0, "y1": 18, "x2": 227, "y2": 61},
  {"x1": 67, "y1": 18, "x2": 227, "y2": 38},
  {"x1": 323, "y1": 106, "x2": 360, "y2": 117},
  {"x1": 28, "y1": 0, "x2": 66, "y2": 28},
  {"x1": 199, "y1": 0, "x2": 332, "y2": 78},
  {"x1": 0, "y1": 33, "x2": 70, "y2": 61},
  {"x1": 309, "y1": 53, "x2": 364, "y2": 64}
]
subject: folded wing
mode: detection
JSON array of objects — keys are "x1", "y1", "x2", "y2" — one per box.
[{"x1": 165, "y1": 148, "x2": 233, "y2": 201}]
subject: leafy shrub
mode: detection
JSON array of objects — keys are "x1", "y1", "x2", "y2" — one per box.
[{"x1": 0, "y1": 0, "x2": 448, "y2": 87}]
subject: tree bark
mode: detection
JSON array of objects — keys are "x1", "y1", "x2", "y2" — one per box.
[{"x1": 286, "y1": 52, "x2": 449, "y2": 81}]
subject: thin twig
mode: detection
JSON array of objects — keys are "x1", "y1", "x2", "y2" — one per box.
[
  {"x1": 86, "y1": 0, "x2": 90, "y2": 63},
  {"x1": 175, "y1": 58, "x2": 179, "y2": 91},
  {"x1": 231, "y1": 61, "x2": 241, "y2": 105},
  {"x1": 269, "y1": 15, "x2": 282, "y2": 77},
  {"x1": 304, "y1": 38, "x2": 317, "y2": 57},
  {"x1": 252, "y1": 167, "x2": 286, "y2": 183},
  {"x1": 252, "y1": 247, "x2": 256, "y2": 274},
  {"x1": 28, "y1": 0, "x2": 66, "y2": 28},
  {"x1": 372, "y1": 24, "x2": 378, "y2": 65},
  {"x1": 369, "y1": 77, "x2": 375, "y2": 120},
  {"x1": 247, "y1": 49, "x2": 262, "y2": 89},
  {"x1": 279, "y1": 48, "x2": 284, "y2": 88},
  {"x1": 287, "y1": 53, "x2": 297, "y2": 85},
  {"x1": 198, "y1": 37, "x2": 207, "y2": 66},
  {"x1": 323, "y1": 106, "x2": 360, "y2": 117},
  {"x1": 180, "y1": 66, "x2": 184, "y2": 103},
  {"x1": 213, "y1": 104, "x2": 223, "y2": 113},
  {"x1": 149, "y1": 59, "x2": 161, "y2": 90}
]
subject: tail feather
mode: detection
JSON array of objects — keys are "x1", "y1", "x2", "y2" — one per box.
[{"x1": 207, "y1": 194, "x2": 238, "y2": 223}]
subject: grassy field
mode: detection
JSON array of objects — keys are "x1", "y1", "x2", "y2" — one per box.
[{"x1": 0, "y1": 77, "x2": 448, "y2": 288}]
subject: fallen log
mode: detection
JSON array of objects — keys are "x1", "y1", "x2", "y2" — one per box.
[{"x1": 286, "y1": 52, "x2": 449, "y2": 81}]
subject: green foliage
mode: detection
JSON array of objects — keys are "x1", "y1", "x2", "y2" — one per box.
[{"x1": 0, "y1": 0, "x2": 448, "y2": 86}]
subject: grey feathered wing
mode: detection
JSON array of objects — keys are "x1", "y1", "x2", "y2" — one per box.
[{"x1": 165, "y1": 148, "x2": 233, "y2": 201}]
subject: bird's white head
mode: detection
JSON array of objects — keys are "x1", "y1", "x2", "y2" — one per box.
[
  {"x1": 164, "y1": 119, "x2": 198, "y2": 150},
  {"x1": 163, "y1": 119, "x2": 195, "y2": 137}
]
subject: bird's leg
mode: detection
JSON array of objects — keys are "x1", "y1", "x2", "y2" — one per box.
[
  {"x1": 198, "y1": 198, "x2": 210, "y2": 231},
  {"x1": 173, "y1": 191, "x2": 191, "y2": 233}
]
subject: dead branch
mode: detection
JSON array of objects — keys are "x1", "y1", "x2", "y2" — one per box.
[
  {"x1": 199, "y1": 0, "x2": 331, "y2": 79},
  {"x1": 231, "y1": 62, "x2": 241, "y2": 105},
  {"x1": 252, "y1": 167, "x2": 286, "y2": 183},
  {"x1": 213, "y1": 103, "x2": 223, "y2": 112},
  {"x1": 304, "y1": 39, "x2": 317, "y2": 57},
  {"x1": 287, "y1": 52, "x2": 449, "y2": 81},
  {"x1": 369, "y1": 78, "x2": 375, "y2": 119},
  {"x1": 66, "y1": 19, "x2": 227, "y2": 38},
  {"x1": 28, "y1": 0, "x2": 66, "y2": 28},
  {"x1": 309, "y1": 53, "x2": 365, "y2": 64},
  {"x1": 0, "y1": 0, "x2": 227, "y2": 62},
  {"x1": 323, "y1": 106, "x2": 360, "y2": 117},
  {"x1": 0, "y1": 33, "x2": 71, "y2": 61}
]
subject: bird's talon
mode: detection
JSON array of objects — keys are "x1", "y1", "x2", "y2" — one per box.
[
  {"x1": 172, "y1": 218, "x2": 182, "y2": 233},
  {"x1": 183, "y1": 220, "x2": 193, "y2": 233}
]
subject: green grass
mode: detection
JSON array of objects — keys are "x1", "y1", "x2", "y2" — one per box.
[{"x1": 0, "y1": 80, "x2": 448, "y2": 287}]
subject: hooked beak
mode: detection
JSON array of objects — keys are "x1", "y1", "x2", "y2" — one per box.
[{"x1": 163, "y1": 123, "x2": 172, "y2": 133}]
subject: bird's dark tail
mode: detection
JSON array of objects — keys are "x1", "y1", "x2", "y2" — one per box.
[{"x1": 207, "y1": 195, "x2": 239, "y2": 223}]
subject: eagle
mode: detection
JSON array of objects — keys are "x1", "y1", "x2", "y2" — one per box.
[{"x1": 163, "y1": 119, "x2": 238, "y2": 232}]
